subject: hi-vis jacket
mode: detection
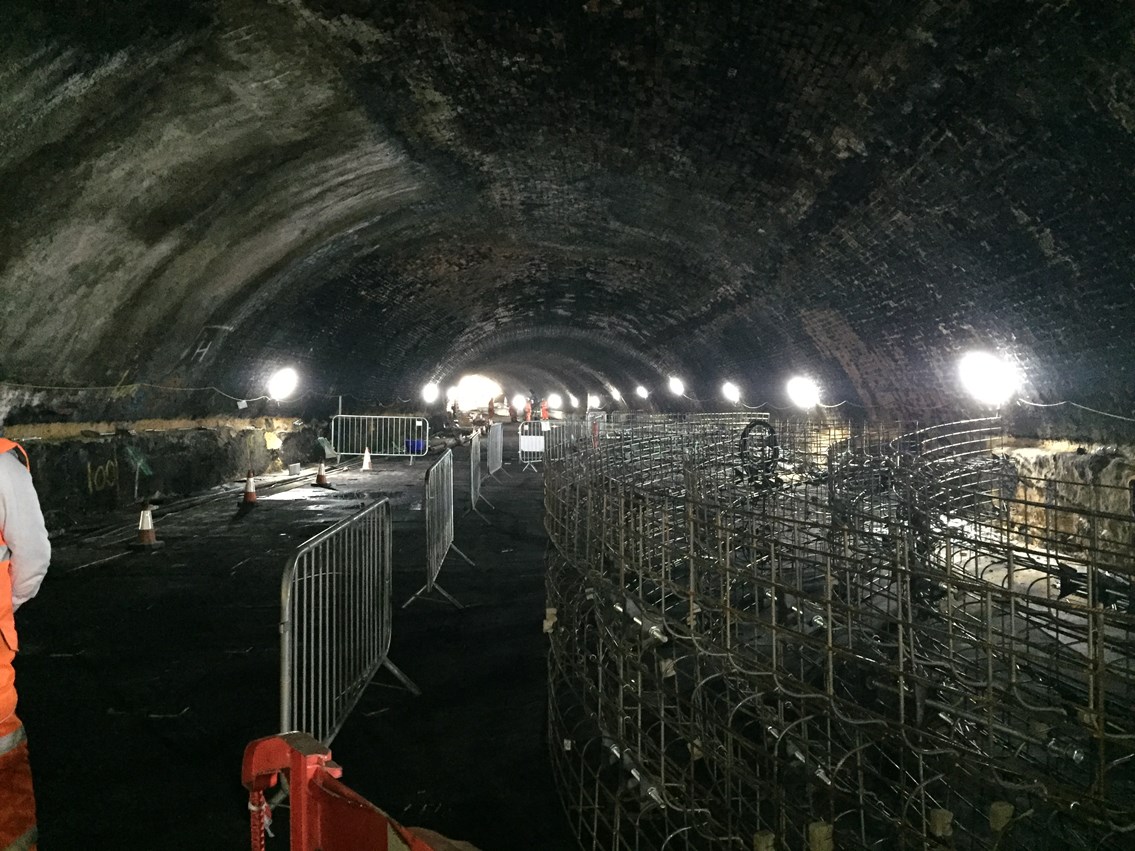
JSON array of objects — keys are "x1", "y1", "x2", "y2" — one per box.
[
  {"x1": 0, "y1": 438, "x2": 46, "y2": 851},
  {"x1": 0, "y1": 440, "x2": 51, "y2": 630}
]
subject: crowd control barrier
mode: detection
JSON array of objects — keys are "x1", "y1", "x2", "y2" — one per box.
[
  {"x1": 331, "y1": 415, "x2": 429, "y2": 461},
  {"x1": 518, "y1": 421, "x2": 545, "y2": 471},
  {"x1": 403, "y1": 449, "x2": 474, "y2": 609},
  {"x1": 486, "y1": 422, "x2": 507, "y2": 480},
  {"x1": 466, "y1": 431, "x2": 493, "y2": 522},
  {"x1": 280, "y1": 499, "x2": 419, "y2": 746},
  {"x1": 244, "y1": 733, "x2": 442, "y2": 851},
  {"x1": 544, "y1": 421, "x2": 589, "y2": 461}
]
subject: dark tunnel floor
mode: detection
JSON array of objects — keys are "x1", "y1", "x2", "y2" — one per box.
[{"x1": 15, "y1": 431, "x2": 574, "y2": 851}]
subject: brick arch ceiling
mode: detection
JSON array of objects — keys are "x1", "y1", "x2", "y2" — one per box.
[{"x1": 2, "y1": 0, "x2": 1133, "y2": 420}]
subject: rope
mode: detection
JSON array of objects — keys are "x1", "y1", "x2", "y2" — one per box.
[
  {"x1": 248, "y1": 791, "x2": 273, "y2": 851},
  {"x1": 1017, "y1": 398, "x2": 1135, "y2": 423}
]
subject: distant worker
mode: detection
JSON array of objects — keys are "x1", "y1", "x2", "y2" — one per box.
[
  {"x1": 487, "y1": 397, "x2": 495, "y2": 418},
  {"x1": 524, "y1": 399, "x2": 533, "y2": 421},
  {"x1": 0, "y1": 437, "x2": 51, "y2": 850},
  {"x1": 508, "y1": 403, "x2": 518, "y2": 423},
  {"x1": 451, "y1": 399, "x2": 459, "y2": 422},
  {"x1": 540, "y1": 399, "x2": 549, "y2": 420}
]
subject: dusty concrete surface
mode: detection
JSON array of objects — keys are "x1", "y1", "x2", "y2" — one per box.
[{"x1": 15, "y1": 429, "x2": 572, "y2": 850}]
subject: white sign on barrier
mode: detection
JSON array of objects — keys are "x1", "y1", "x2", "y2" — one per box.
[{"x1": 519, "y1": 421, "x2": 545, "y2": 472}]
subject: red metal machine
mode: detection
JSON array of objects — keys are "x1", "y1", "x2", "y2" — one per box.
[{"x1": 242, "y1": 732, "x2": 439, "y2": 851}]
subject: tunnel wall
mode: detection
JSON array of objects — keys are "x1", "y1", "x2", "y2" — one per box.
[{"x1": 10, "y1": 418, "x2": 321, "y2": 529}]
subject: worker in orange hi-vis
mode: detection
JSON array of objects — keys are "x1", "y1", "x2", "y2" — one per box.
[
  {"x1": 0, "y1": 437, "x2": 51, "y2": 851},
  {"x1": 524, "y1": 400, "x2": 533, "y2": 421},
  {"x1": 540, "y1": 399, "x2": 550, "y2": 420}
]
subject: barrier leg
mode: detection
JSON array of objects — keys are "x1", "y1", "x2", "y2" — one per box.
[
  {"x1": 380, "y1": 658, "x2": 422, "y2": 697},
  {"x1": 463, "y1": 504, "x2": 492, "y2": 526},
  {"x1": 450, "y1": 544, "x2": 475, "y2": 566},
  {"x1": 402, "y1": 581, "x2": 464, "y2": 610}
]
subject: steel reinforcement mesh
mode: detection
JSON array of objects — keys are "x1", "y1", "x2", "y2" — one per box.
[{"x1": 544, "y1": 415, "x2": 1135, "y2": 850}]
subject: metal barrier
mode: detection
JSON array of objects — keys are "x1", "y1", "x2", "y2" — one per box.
[
  {"x1": 330, "y1": 414, "x2": 429, "y2": 461},
  {"x1": 486, "y1": 422, "x2": 507, "y2": 480},
  {"x1": 518, "y1": 420, "x2": 545, "y2": 471},
  {"x1": 544, "y1": 415, "x2": 1135, "y2": 850},
  {"x1": 545, "y1": 421, "x2": 589, "y2": 461},
  {"x1": 466, "y1": 431, "x2": 493, "y2": 523},
  {"x1": 244, "y1": 733, "x2": 443, "y2": 850},
  {"x1": 280, "y1": 499, "x2": 419, "y2": 746},
  {"x1": 403, "y1": 449, "x2": 474, "y2": 609}
]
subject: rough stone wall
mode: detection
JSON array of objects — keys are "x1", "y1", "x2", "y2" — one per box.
[
  {"x1": 1007, "y1": 443, "x2": 1135, "y2": 559},
  {"x1": 13, "y1": 419, "x2": 321, "y2": 528}
]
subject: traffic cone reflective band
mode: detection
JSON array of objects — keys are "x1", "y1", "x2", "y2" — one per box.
[
  {"x1": 243, "y1": 470, "x2": 258, "y2": 505},
  {"x1": 315, "y1": 462, "x2": 329, "y2": 487},
  {"x1": 361, "y1": 448, "x2": 372, "y2": 471},
  {"x1": 138, "y1": 504, "x2": 157, "y2": 544},
  {"x1": 129, "y1": 503, "x2": 164, "y2": 549}
]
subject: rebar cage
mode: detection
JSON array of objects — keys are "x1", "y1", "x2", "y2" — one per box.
[{"x1": 544, "y1": 415, "x2": 1135, "y2": 850}]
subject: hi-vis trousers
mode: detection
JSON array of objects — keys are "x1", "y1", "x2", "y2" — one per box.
[{"x1": 0, "y1": 568, "x2": 36, "y2": 851}]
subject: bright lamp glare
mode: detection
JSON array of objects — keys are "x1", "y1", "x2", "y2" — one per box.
[
  {"x1": 449, "y1": 374, "x2": 502, "y2": 411},
  {"x1": 587, "y1": 394, "x2": 601, "y2": 408},
  {"x1": 668, "y1": 376, "x2": 685, "y2": 396},
  {"x1": 786, "y1": 376, "x2": 821, "y2": 409},
  {"x1": 635, "y1": 385, "x2": 649, "y2": 399},
  {"x1": 422, "y1": 382, "x2": 440, "y2": 404},
  {"x1": 610, "y1": 387, "x2": 622, "y2": 401},
  {"x1": 512, "y1": 393, "x2": 526, "y2": 409},
  {"x1": 267, "y1": 367, "x2": 298, "y2": 401},
  {"x1": 568, "y1": 393, "x2": 579, "y2": 409},
  {"x1": 548, "y1": 393, "x2": 563, "y2": 409},
  {"x1": 959, "y1": 351, "x2": 1018, "y2": 406},
  {"x1": 722, "y1": 381, "x2": 741, "y2": 404}
]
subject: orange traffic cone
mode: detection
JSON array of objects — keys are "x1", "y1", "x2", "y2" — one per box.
[
  {"x1": 242, "y1": 470, "x2": 258, "y2": 506},
  {"x1": 129, "y1": 503, "x2": 165, "y2": 550},
  {"x1": 315, "y1": 461, "x2": 332, "y2": 488},
  {"x1": 361, "y1": 447, "x2": 372, "y2": 471}
]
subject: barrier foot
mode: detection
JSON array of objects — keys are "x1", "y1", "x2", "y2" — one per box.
[
  {"x1": 381, "y1": 658, "x2": 422, "y2": 697},
  {"x1": 449, "y1": 544, "x2": 476, "y2": 567},
  {"x1": 521, "y1": 461, "x2": 539, "y2": 472},
  {"x1": 479, "y1": 493, "x2": 495, "y2": 510},
  {"x1": 463, "y1": 504, "x2": 491, "y2": 527},
  {"x1": 432, "y1": 582, "x2": 464, "y2": 608},
  {"x1": 402, "y1": 582, "x2": 464, "y2": 610}
]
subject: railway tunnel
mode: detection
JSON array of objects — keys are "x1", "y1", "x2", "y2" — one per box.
[{"x1": 2, "y1": 1, "x2": 1135, "y2": 849}]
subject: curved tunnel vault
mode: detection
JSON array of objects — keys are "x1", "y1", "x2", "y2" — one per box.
[{"x1": 1, "y1": 0, "x2": 1134, "y2": 426}]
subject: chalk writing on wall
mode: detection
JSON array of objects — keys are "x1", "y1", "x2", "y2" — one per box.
[{"x1": 87, "y1": 459, "x2": 118, "y2": 494}]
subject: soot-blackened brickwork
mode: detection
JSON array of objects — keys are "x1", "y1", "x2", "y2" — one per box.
[{"x1": 1, "y1": 0, "x2": 1132, "y2": 426}]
